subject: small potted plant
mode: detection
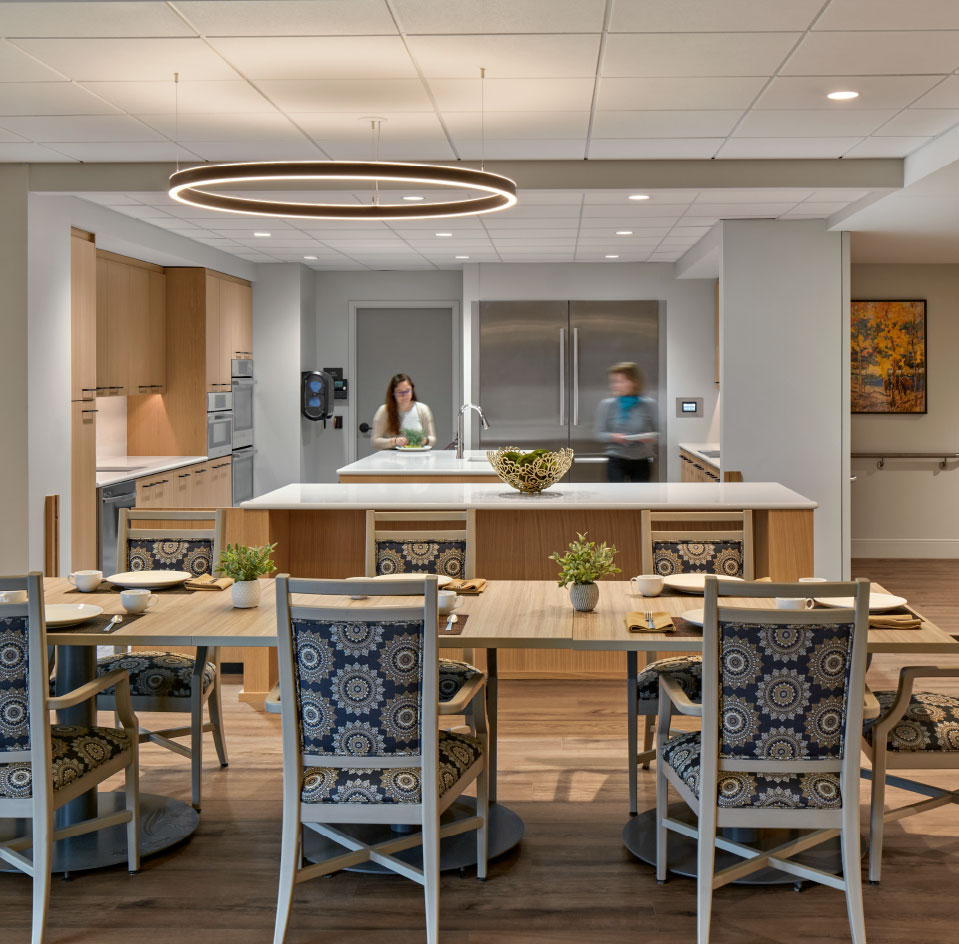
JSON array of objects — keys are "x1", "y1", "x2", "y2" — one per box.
[
  {"x1": 216, "y1": 542, "x2": 278, "y2": 608},
  {"x1": 549, "y1": 532, "x2": 621, "y2": 612}
]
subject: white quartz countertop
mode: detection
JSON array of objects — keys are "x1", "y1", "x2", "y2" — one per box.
[
  {"x1": 96, "y1": 455, "x2": 207, "y2": 488},
  {"x1": 679, "y1": 442, "x2": 721, "y2": 468},
  {"x1": 242, "y1": 481, "x2": 816, "y2": 511},
  {"x1": 337, "y1": 449, "x2": 499, "y2": 477}
]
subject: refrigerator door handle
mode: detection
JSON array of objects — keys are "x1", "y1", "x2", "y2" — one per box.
[
  {"x1": 572, "y1": 327, "x2": 580, "y2": 426},
  {"x1": 559, "y1": 328, "x2": 566, "y2": 426}
]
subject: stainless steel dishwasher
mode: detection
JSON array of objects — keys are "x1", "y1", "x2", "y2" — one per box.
[{"x1": 98, "y1": 479, "x2": 137, "y2": 575}]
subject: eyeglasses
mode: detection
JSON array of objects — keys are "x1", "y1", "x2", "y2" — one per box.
[{"x1": 394, "y1": 387, "x2": 413, "y2": 396}]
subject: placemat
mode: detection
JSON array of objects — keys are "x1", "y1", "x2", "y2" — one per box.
[
  {"x1": 67, "y1": 582, "x2": 197, "y2": 595},
  {"x1": 53, "y1": 612, "x2": 146, "y2": 634},
  {"x1": 438, "y1": 614, "x2": 468, "y2": 637}
]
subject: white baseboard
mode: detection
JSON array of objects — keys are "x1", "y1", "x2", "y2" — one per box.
[{"x1": 851, "y1": 538, "x2": 959, "y2": 559}]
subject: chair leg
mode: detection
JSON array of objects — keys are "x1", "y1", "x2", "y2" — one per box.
[
  {"x1": 423, "y1": 808, "x2": 441, "y2": 944},
  {"x1": 476, "y1": 760, "x2": 489, "y2": 881},
  {"x1": 273, "y1": 808, "x2": 301, "y2": 944},
  {"x1": 125, "y1": 750, "x2": 141, "y2": 874},
  {"x1": 31, "y1": 811, "x2": 53, "y2": 944},
  {"x1": 208, "y1": 676, "x2": 230, "y2": 768},
  {"x1": 191, "y1": 695, "x2": 203, "y2": 811},
  {"x1": 841, "y1": 801, "x2": 868, "y2": 944},
  {"x1": 696, "y1": 802, "x2": 717, "y2": 944},
  {"x1": 655, "y1": 764, "x2": 668, "y2": 883},
  {"x1": 627, "y1": 653, "x2": 638, "y2": 814},
  {"x1": 642, "y1": 714, "x2": 656, "y2": 769},
  {"x1": 867, "y1": 748, "x2": 888, "y2": 884}
]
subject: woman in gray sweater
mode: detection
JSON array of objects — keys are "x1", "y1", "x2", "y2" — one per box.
[{"x1": 594, "y1": 362, "x2": 658, "y2": 482}]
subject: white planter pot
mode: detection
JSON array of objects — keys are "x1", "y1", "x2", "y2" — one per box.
[
  {"x1": 231, "y1": 579, "x2": 261, "y2": 609},
  {"x1": 569, "y1": 582, "x2": 599, "y2": 612}
]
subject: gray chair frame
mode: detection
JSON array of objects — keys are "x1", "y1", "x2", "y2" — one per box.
[
  {"x1": 98, "y1": 508, "x2": 228, "y2": 810},
  {"x1": 628, "y1": 509, "x2": 755, "y2": 813},
  {"x1": 272, "y1": 575, "x2": 489, "y2": 944},
  {"x1": 656, "y1": 577, "x2": 873, "y2": 944},
  {"x1": 1, "y1": 573, "x2": 139, "y2": 944}
]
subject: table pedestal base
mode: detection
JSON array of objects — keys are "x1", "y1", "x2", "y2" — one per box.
[
  {"x1": 303, "y1": 799, "x2": 523, "y2": 874},
  {"x1": 0, "y1": 793, "x2": 198, "y2": 874},
  {"x1": 623, "y1": 804, "x2": 842, "y2": 885}
]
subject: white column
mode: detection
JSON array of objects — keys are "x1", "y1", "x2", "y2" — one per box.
[{"x1": 719, "y1": 220, "x2": 850, "y2": 578}]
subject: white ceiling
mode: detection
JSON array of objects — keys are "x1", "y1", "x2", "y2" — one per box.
[{"x1": 3, "y1": 0, "x2": 959, "y2": 267}]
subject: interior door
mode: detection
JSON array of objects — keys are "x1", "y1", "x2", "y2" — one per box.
[
  {"x1": 568, "y1": 301, "x2": 661, "y2": 482},
  {"x1": 355, "y1": 307, "x2": 455, "y2": 460}
]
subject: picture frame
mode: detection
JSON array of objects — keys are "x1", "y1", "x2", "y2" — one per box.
[{"x1": 851, "y1": 300, "x2": 927, "y2": 415}]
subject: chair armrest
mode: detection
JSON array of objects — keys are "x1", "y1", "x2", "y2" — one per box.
[
  {"x1": 48, "y1": 669, "x2": 130, "y2": 710},
  {"x1": 862, "y1": 686, "x2": 881, "y2": 722},
  {"x1": 659, "y1": 675, "x2": 702, "y2": 717},
  {"x1": 439, "y1": 673, "x2": 487, "y2": 715}
]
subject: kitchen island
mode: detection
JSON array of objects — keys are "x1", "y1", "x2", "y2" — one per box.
[{"x1": 337, "y1": 448, "x2": 500, "y2": 483}]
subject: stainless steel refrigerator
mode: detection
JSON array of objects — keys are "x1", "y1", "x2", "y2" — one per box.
[{"x1": 478, "y1": 300, "x2": 663, "y2": 482}]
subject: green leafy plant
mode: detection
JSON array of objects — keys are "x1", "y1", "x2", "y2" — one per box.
[
  {"x1": 401, "y1": 427, "x2": 425, "y2": 447},
  {"x1": 548, "y1": 532, "x2": 621, "y2": 587},
  {"x1": 215, "y1": 542, "x2": 278, "y2": 582}
]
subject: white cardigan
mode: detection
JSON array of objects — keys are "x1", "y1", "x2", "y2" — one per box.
[{"x1": 371, "y1": 402, "x2": 438, "y2": 450}]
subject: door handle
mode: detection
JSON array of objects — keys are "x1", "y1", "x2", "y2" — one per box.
[
  {"x1": 359, "y1": 422, "x2": 371, "y2": 433},
  {"x1": 559, "y1": 328, "x2": 566, "y2": 426},
  {"x1": 572, "y1": 327, "x2": 580, "y2": 426}
]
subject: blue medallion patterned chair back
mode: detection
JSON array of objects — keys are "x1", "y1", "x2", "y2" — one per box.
[
  {"x1": 366, "y1": 510, "x2": 475, "y2": 580},
  {"x1": 0, "y1": 611, "x2": 31, "y2": 758},
  {"x1": 641, "y1": 510, "x2": 754, "y2": 580},
  {"x1": 118, "y1": 508, "x2": 222, "y2": 578}
]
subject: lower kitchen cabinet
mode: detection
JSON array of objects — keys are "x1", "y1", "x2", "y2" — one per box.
[{"x1": 133, "y1": 458, "x2": 233, "y2": 511}]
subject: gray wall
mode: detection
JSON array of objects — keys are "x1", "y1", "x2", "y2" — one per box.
[{"x1": 850, "y1": 264, "x2": 959, "y2": 558}]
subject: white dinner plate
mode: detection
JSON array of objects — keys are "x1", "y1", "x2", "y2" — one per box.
[
  {"x1": 680, "y1": 608, "x2": 705, "y2": 627},
  {"x1": 368, "y1": 573, "x2": 453, "y2": 587},
  {"x1": 394, "y1": 445, "x2": 432, "y2": 452},
  {"x1": 663, "y1": 574, "x2": 744, "y2": 594},
  {"x1": 45, "y1": 603, "x2": 104, "y2": 627},
  {"x1": 106, "y1": 571, "x2": 191, "y2": 590},
  {"x1": 815, "y1": 592, "x2": 907, "y2": 614}
]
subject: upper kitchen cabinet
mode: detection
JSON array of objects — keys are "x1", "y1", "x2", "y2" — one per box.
[
  {"x1": 206, "y1": 271, "x2": 253, "y2": 391},
  {"x1": 70, "y1": 229, "x2": 97, "y2": 402},
  {"x1": 95, "y1": 250, "x2": 166, "y2": 396}
]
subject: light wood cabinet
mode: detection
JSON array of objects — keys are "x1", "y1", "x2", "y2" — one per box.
[
  {"x1": 205, "y1": 274, "x2": 224, "y2": 392},
  {"x1": 136, "y1": 471, "x2": 173, "y2": 508},
  {"x1": 96, "y1": 256, "x2": 130, "y2": 396},
  {"x1": 135, "y1": 458, "x2": 232, "y2": 511},
  {"x1": 172, "y1": 465, "x2": 197, "y2": 505},
  {"x1": 206, "y1": 273, "x2": 252, "y2": 391},
  {"x1": 209, "y1": 457, "x2": 233, "y2": 507},
  {"x1": 679, "y1": 448, "x2": 720, "y2": 483},
  {"x1": 70, "y1": 230, "x2": 97, "y2": 402},
  {"x1": 70, "y1": 401, "x2": 98, "y2": 569}
]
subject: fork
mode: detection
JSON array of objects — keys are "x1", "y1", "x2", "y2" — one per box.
[{"x1": 644, "y1": 609, "x2": 655, "y2": 630}]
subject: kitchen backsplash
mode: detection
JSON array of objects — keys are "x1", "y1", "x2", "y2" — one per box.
[{"x1": 95, "y1": 396, "x2": 127, "y2": 457}]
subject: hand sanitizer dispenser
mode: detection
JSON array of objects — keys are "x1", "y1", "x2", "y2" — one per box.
[{"x1": 302, "y1": 370, "x2": 334, "y2": 424}]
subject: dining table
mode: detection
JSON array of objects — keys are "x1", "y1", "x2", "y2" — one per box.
[{"x1": 24, "y1": 575, "x2": 957, "y2": 877}]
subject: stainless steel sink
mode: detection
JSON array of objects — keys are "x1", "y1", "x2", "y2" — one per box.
[{"x1": 700, "y1": 450, "x2": 720, "y2": 458}]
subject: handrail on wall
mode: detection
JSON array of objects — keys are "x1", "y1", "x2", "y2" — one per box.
[{"x1": 851, "y1": 452, "x2": 959, "y2": 471}]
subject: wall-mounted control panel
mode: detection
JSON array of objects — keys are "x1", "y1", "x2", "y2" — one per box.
[
  {"x1": 322, "y1": 367, "x2": 348, "y2": 400},
  {"x1": 675, "y1": 397, "x2": 703, "y2": 418}
]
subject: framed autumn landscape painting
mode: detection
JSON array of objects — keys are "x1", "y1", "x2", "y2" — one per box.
[{"x1": 851, "y1": 300, "x2": 927, "y2": 414}]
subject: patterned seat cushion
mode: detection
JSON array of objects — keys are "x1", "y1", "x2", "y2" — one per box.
[
  {"x1": 301, "y1": 730, "x2": 482, "y2": 804},
  {"x1": 375, "y1": 539, "x2": 465, "y2": 579},
  {"x1": 96, "y1": 650, "x2": 215, "y2": 698},
  {"x1": 661, "y1": 731, "x2": 842, "y2": 809},
  {"x1": 637, "y1": 655, "x2": 703, "y2": 704},
  {"x1": 864, "y1": 690, "x2": 959, "y2": 751},
  {"x1": 438, "y1": 658, "x2": 483, "y2": 702},
  {"x1": 127, "y1": 538, "x2": 213, "y2": 577},
  {"x1": 652, "y1": 540, "x2": 744, "y2": 578},
  {"x1": 0, "y1": 724, "x2": 131, "y2": 799}
]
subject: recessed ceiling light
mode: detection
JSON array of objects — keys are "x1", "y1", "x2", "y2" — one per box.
[
  {"x1": 827, "y1": 90, "x2": 859, "y2": 101},
  {"x1": 253, "y1": 231, "x2": 271, "y2": 237},
  {"x1": 435, "y1": 232, "x2": 453, "y2": 237},
  {"x1": 303, "y1": 255, "x2": 318, "y2": 260},
  {"x1": 605, "y1": 254, "x2": 620, "y2": 259},
  {"x1": 616, "y1": 230, "x2": 633, "y2": 235},
  {"x1": 628, "y1": 194, "x2": 650, "y2": 201},
  {"x1": 455, "y1": 255, "x2": 470, "y2": 259},
  {"x1": 403, "y1": 195, "x2": 424, "y2": 201}
]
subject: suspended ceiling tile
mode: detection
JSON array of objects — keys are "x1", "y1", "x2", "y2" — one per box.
[
  {"x1": 13, "y1": 38, "x2": 242, "y2": 82},
  {"x1": 429, "y1": 77, "x2": 595, "y2": 111},
  {"x1": 843, "y1": 136, "x2": 932, "y2": 157},
  {"x1": 0, "y1": 82, "x2": 120, "y2": 116},
  {"x1": 783, "y1": 31, "x2": 959, "y2": 76},
  {"x1": 0, "y1": 42, "x2": 71, "y2": 82},
  {"x1": 392, "y1": 0, "x2": 606, "y2": 33},
  {"x1": 319, "y1": 138, "x2": 456, "y2": 160},
  {"x1": 406, "y1": 34, "x2": 600, "y2": 79},
  {"x1": 609, "y1": 0, "x2": 823, "y2": 31},
  {"x1": 50, "y1": 141, "x2": 199, "y2": 161},
  {"x1": 484, "y1": 229, "x2": 578, "y2": 239},
  {"x1": 0, "y1": 126, "x2": 27, "y2": 143},
  {"x1": 693, "y1": 189, "x2": 812, "y2": 203},
  {"x1": 597, "y1": 77, "x2": 766, "y2": 111},
  {"x1": 714, "y1": 137, "x2": 865, "y2": 158},
  {"x1": 257, "y1": 79, "x2": 435, "y2": 113},
  {"x1": 295, "y1": 110, "x2": 447, "y2": 139},
  {"x1": 455, "y1": 139, "x2": 586, "y2": 159},
  {"x1": 602, "y1": 32, "x2": 799, "y2": 78},
  {"x1": 874, "y1": 108, "x2": 959, "y2": 137},
  {"x1": 444, "y1": 110, "x2": 589, "y2": 139},
  {"x1": 0, "y1": 114, "x2": 165, "y2": 143},
  {"x1": 735, "y1": 109, "x2": 898, "y2": 137},
  {"x1": 581, "y1": 204, "x2": 685, "y2": 218},
  {"x1": 814, "y1": 0, "x2": 959, "y2": 31},
  {"x1": 208, "y1": 37, "x2": 419, "y2": 80},
  {"x1": 0, "y1": 142, "x2": 73, "y2": 161},
  {"x1": 683, "y1": 202, "x2": 799, "y2": 217},
  {"x1": 591, "y1": 110, "x2": 742, "y2": 138},
  {"x1": 780, "y1": 202, "x2": 853, "y2": 216},
  {"x1": 755, "y1": 75, "x2": 943, "y2": 109},
  {"x1": 111, "y1": 204, "x2": 172, "y2": 219},
  {"x1": 177, "y1": 1, "x2": 398, "y2": 36},
  {"x1": 187, "y1": 139, "x2": 327, "y2": 161},
  {"x1": 581, "y1": 190, "x2": 700, "y2": 205},
  {"x1": 488, "y1": 203, "x2": 583, "y2": 218},
  {"x1": 515, "y1": 189, "x2": 584, "y2": 204},
  {"x1": 81, "y1": 80, "x2": 275, "y2": 114},
  {"x1": 587, "y1": 138, "x2": 724, "y2": 159},
  {"x1": 0, "y1": 2, "x2": 194, "y2": 37},
  {"x1": 670, "y1": 226, "x2": 714, "y2": 237},
  {"x1": 79, "y1": 193, "x2": 144, "y2": 206},
  {"x1": 911, "y1": 76, "x2": 959, "y2": 109},
  {"x1": 137, "y1": 112, "x2": 310, "y2": 142}
]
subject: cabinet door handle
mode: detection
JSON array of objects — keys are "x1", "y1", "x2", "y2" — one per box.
[
  {"x1": 178, "y1": 473, "x2": 191, "y2": 479},
  {"x1": 157, "y1": 479, "x2": 169, "y2": 485},
  {"x1": 235, "y1": 351, "x2": 251, "y2": 355},
  {"x1": 195, "y1": 470, "x2": 207, "y2": 475},
  {"x1": 81, "y1": 409, "x2": 98, "y2": 414}
]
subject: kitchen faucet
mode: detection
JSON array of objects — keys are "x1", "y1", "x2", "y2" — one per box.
[{"x1": 456, "y1": 403, "x2": 489, "y2": 459}]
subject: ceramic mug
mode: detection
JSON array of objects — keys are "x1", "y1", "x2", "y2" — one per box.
[
  {"x1": 798, "y1": 576, "x2": 828, "y2": 608},
  {"x1": 68, "y1": 570, "x2": 103, "y2": 593},
  {"x1": 630, "y1": 575, "x2": 665, "y2": 597},
  {"x1": 0, "y1": 590, "x2": 28, "y2": 604},
  {"x1": 438, "y1": 590, "x2": 464, "y2": 615},
  {"x1": 776, "y1": 596, "x2": 815, "y2": 610},
  {"x1": 120, "y1": 589, "x2": 158, "y2": 614}
]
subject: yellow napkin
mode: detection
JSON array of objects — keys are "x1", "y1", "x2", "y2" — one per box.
[
  {"x1": 755, "y1": 576, "x2": 773, "y2": 582},
  {"x1": 869, "y1": 614, "x2": 921, "y2": 630},
  {"x1": 185, "y1": 574, "x2": 234, "y2": 591},
  {"x1": 445, "y1": 578, "x2": 487, "y2": 594},
  {"x1": 626, "y1": 611, "x2": 675, "y2": 633}
]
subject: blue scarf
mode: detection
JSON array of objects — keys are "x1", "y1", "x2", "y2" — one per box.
[{"x1": 618, "y1": 395, "x2": 639, "y2": 423}]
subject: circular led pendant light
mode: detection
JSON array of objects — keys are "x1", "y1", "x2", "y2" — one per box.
[{"x1": 168, "y1": 160, "x2": 517, "y2": 220}]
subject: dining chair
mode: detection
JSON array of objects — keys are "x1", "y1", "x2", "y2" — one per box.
[
  {"x1": 655, "y1": 576, "x2": 873, "y2": 944},
  {"x1": 272, "y1": 575, "x2": 489, "y2": 944},
  {"x1": 95, "y1": 508, "x2": 228, "y2": 810},
  {"x1": 861, "y1": 663, "x2": 959, "y2": 884},
  {"x1": 1, "y1": 573, "x2": 139, "y2": 944},
  {"x1": 628, "y1": 510, "x2": 755, "y2": 813}
]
